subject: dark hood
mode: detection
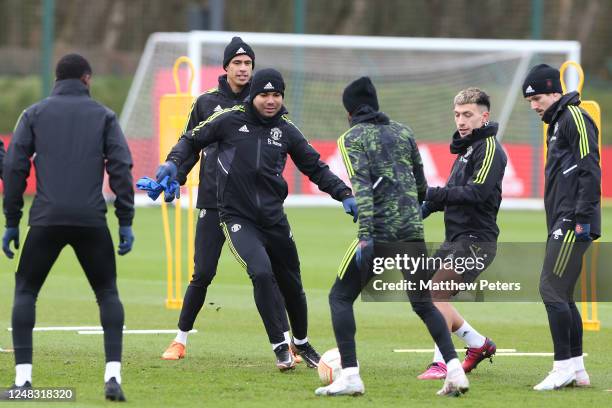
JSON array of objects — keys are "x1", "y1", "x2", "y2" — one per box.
[
  {"x1": 450, "y1": 122, "x2": 499, "y2": 154},
  {"x1": 217, "y1": 74, "x2": 250, "y2": 102},
  {"x1": 349, "y1": 105, "x2": 390, "y2": 127},
  {"x1": 542, "y1": 91, "x2": 581, "y2": 125}
]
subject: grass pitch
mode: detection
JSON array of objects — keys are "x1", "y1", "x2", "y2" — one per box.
[{"x1": 0, "y1": 206, "x2": 610, "y2": 407}]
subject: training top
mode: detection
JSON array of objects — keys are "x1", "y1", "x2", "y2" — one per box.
[
  {"x1": 166, "y1": 103, "x2": 352, "y2": 227},
  {"x1": 337, "y1": 107, "x2": 426, "y2": 242},
  {"x1": 541, "y1": 91, "x2": 601, "y2": 239},
  {"x1": 177, "y1": 74, "x2": 250, "y2": 209},
  {"x1": 426, "y1": 122, "x2": 507, "y2": 242},
  {"x1": 3, "y1": 79, "x2": 134, "y2": 228}
]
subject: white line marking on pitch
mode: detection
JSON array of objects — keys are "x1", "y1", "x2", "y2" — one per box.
[
  {"x1": 393, "y1": 349, "x2": 587, "y2": 357},
  {"x1": 393, "y1": 348, "x2": 517, "y2": 353},
  {"x1": 78, "y1": 329, "x2": 198, "y2": 335},
  {"x1": 8, "y1": 326, "x2": 125, "y2": 332}
]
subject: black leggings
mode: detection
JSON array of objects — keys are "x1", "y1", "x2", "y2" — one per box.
[
  {"x1": 221, "y1": 216, "x2": 305, "y2": 344},
  {"x1": 11, "y1": 226, "x2": 124, "y2": 364},
  {"x1": 329, "y1": 240, "x2": 458, "y2": 368},
  {"x1": 540, "y1": 224, "x2": 591, "y2": 360}
]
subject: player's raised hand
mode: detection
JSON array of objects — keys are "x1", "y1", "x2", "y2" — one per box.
[{"x1": 155, "y1": 161, "x2": 177, "y2": 184}]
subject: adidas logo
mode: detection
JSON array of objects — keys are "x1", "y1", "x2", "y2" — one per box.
[
  {"x1": 263, "y1": 82, "x2": 274, "y2": 90},
  {"x1": 552, "y1": 228, "x2": 564, "y2": 240},
  {"x1": 236, "y1": 47, "x2": 245, "y2": 54},
  {"x1": 525, "y1": 85, "x2": 535, "y2": 94},
  {"x1": 239, "y1": 125, "x2": 249, "y2": 132},
  {"x1": 213, "y1": 105, "x2": 223, "y2": 112}
]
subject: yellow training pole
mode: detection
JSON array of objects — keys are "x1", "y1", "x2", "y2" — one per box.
[{"x1": 158, "y1": 56, "x2": 196, "y2": 309}]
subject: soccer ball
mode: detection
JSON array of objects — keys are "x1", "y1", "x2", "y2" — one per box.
[{"x1": 317, "y1": 348, "x2": 342, "y2": 385}]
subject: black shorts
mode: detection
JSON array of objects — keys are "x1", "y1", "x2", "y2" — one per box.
[{"x1": 431, "y1": 235, "x2": 497, "y2": 284}]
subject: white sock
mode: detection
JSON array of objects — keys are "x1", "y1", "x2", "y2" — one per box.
[
  {"x1": 342, "y1": 366, "x2": 359, "y2": 376},
  {"x1": 15, "y1": 364, "x2": 32, "y2": 386},
  {"x1": 453, "y1": 321, "x2": 486, "y2": 348},
  {"x1": 272, "y1": 339, "x2": 289, "y2": 350},
  {"x1": 283, "y1": 331, "x2": 291, "y2": 344},
  {"x1": 446, "y1": 358, "x2": 462, "y2": 373},
  {"x1": 432, "y1": 344, "x2": 445, "y2": 364},
  {"x1": 553, "y1": 359, "x2": 573, "y2": 373},
  {"x1": 104, "y1": 361, "x2": 122, "y2": 384},
  {"x1": 174, "y1": 330, "x2": 189, "y2": 345},
  {"x1": 293, "y1": 337, "x2": 308, "y2": 346},
  {"x1": 571, "y1": 355, "x2": 585, "y2": 372}
]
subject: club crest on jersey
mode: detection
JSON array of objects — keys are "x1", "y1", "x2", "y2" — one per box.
[
  {"x1": 268, "y1": 127, "x2": 283, "y2": 147},
  {"x1": 552, "y1": 228, "x2": 564, "y2": 240},
  {"x1": 231, "y1": 224, "x2": 242, "y2": 232},
  {"x1": 270, "y1": 128, "x2": 282, "y2": 141}
]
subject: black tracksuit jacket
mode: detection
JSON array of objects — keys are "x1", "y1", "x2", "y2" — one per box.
[
  {"x1": 0, "y1": 139, "x2": 4, "y2": 179},
  {"x1": 176, "y1": 74, "x2": 250, "y2": 209},
  {"x1": 3, "y1": 79, "x2": 134, "y2": 228},
  {"x1": 426, "y1": 123, "x2": 507, "y2": 242},
  {"x1": 541, "y1": 91, "x2": 601, "y2": 239},
  {"x1": 166, "y1": 103, "x2": 352, "y2": 227}
]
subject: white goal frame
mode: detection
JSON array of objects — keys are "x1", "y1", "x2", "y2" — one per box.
[{"x1": 121, "y1": 31, "x2": 580, "y2": 210}]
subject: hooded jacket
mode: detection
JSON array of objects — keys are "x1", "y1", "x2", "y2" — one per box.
[
  {"x1": 177, "y1": 74, "x2": 250, "y2": 209},
  {"x1": 167, "y1": 102, "x2": 352, "y2": 227},
  {"x1": 426, "y1": 122, "x2": 507, "y2": 242},
  {"x1": 541, "y1": 91, "x2": 601, "y2": 239},
  {"x1": 338, "y1": 106, "x2": 426, "y2": 242}
]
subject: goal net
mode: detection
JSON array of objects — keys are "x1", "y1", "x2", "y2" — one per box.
[{"x1": 120, "y1": 31, "x2": 580, "y2": 208}]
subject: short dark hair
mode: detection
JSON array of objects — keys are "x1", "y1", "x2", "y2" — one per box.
[
  {"x1": 454, "y1": 87, "x2": 491, "y2": 111},
  {"x1": 55, "y1": 53, "x2": 92, "y2": 80}
]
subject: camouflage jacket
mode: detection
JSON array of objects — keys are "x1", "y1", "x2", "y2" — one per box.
[{"x1": 337, "y1": 108, "x2": 426, "y2": 242}]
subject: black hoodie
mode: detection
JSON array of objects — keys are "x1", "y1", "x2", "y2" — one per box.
[
  {"x1": 176, "y1": 74, "x2": 250, "y2": 209},
  {"x1": 541, "y1": 91, "x2": 601, "y2": 239},
  {"x1": 426, "y1": 122, "x2": 507, "y2": 242},
  {"x1": 167, "y1": 101, "x2": 352, "y2": 227}
]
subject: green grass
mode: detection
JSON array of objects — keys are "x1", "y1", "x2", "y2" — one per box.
[{"x1": 0, "y1": 206, "x2": 610, "y2": 407}]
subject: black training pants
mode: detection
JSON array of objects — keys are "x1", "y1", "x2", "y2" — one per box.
[
  {"x1": 329, "y1": 240, "x2": 458, "y2": 368},
  {"x1": 177, "y1": 208, "x2": 291, "y2": 335},
  {"x1": 221, "y1": 215, "x2": 306, "y2": 344},
  {"x1": 540, "y1": 221, "x2": 591, "y2": 360},
  {"x1": 11, "y1": 226, "x2": 124, "y2": 364}
]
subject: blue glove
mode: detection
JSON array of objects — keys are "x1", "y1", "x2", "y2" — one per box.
[
  {"x1": 421, "y1": 202, "x2": 432, "y2": 219},
  {"x1": 2, "y1": 227, "x2": 19, "y2": 259},
  {"x1": 356, "y1": 238, "x2": 374, "y2": 271},
  {"x1": 159, "y1": 176, "x2": 181, "y2": 203},
  {"x1": 136, "y1": 176, "x2": 164, "y2": 200},
  {"x1": 118, "y1": 226, "x2": 134, "y2": 255},
  {"x1": 575, "y1": 223, "x2": 591, "y2": 241},
  {"x1": 342, "y1": 197, "x2": 358, "y2": 223},
  {"x1": 155, "y1": 161, "x2": 178, "y2": 184}
]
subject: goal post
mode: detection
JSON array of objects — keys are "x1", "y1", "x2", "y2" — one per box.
[{"x1": 120, "y1": 31, "x2": 580, "y2": 209}]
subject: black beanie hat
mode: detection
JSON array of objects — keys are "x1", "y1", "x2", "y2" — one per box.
[
  {"x1": 249, "y1": 68, "x2": 285, "y2": 99},
  {"x1": 522, "y1": 64, "x2": 562, "y2": 97},
  {"x1": 55, "y1": 53, "x2": 92, "y2": 80},
  {"x1": 223, "y1": 36, "x2": 255, "y2": 69},
  {"x1": 343, "y1": 76, "x2": 379, "y2": 114}
]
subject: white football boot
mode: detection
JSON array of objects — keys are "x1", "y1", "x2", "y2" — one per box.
[
  {"x1": 315, "y1": 373, "x2": 364, "y2": 396},
  {"x1": 437, "y1": 364, "x2": 469, "y2": 397},
  {"x1": 533, "y1": 369, "x2": 576, "y2": 391},
  {"x1": 574, "y1": 370, "x2": 590, "y2": 387}
]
